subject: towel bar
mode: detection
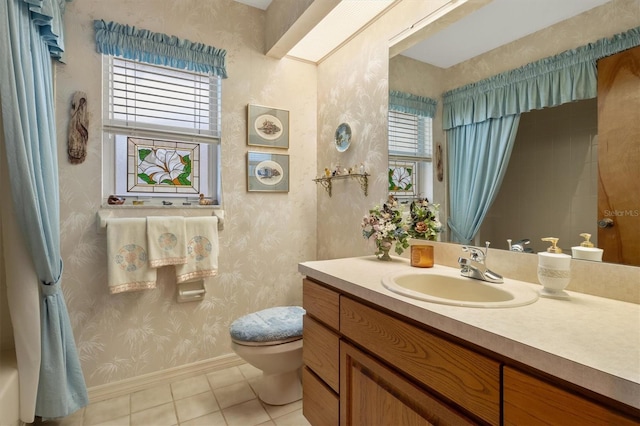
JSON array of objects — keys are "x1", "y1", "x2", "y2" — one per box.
[{"x1": 96, "y1": 209, "x2": 224, "y2": 233}]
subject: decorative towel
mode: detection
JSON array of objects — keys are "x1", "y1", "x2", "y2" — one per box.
[
  {"x1": 146, "y1": 216, "x2": 187, "y2": 267},
  {"x1": 107, "y1": 218, "x2": 156, "y2": 294},
  {"x1": 175, "y1": 216, "x2": 219, "y2": 283}
]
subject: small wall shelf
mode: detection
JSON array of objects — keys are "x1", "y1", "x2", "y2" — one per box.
[{"x1": 313, "y1": 173, "x2": 369, "y2": 197}]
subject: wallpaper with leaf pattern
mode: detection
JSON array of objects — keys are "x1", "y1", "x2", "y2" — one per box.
[{"x1": 54, "y1": 0, "x2": 317, "y2": 387}]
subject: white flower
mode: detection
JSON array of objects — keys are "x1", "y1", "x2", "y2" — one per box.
[{"x1": 139, "y1": 149, "x2": 185, "y2": 184}]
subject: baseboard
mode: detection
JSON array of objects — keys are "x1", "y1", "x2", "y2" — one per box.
[{"x1": 87, "y1": 353, "x2": 245, "y2": 403}]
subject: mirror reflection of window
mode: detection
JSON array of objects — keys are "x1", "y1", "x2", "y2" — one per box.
[{"x1": 388, "y1": 110, "x2": 433, "y2": 203}]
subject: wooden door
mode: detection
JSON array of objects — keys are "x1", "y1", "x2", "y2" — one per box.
[{"x1": 597, "y1": 46, "x2": 640, "y2": 266}]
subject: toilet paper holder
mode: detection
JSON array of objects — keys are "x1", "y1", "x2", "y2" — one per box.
[{"x1": 177, "y1": 281, "x2": 206, "y2": 303}]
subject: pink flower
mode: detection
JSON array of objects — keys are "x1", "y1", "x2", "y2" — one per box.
[{"x1": 415, "y1": 221, "x2": 428, "y2": 233}]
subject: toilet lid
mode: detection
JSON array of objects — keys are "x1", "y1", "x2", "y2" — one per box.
[{"x1": 230, "y1": 306, "x2": 305, "y2": 344}]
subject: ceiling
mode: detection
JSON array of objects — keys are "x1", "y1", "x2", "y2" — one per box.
[
  {"x1": 286, "y1": 0, "x2": 394, "y2": 62},
  {"x1": 234, "y1": 0, "x2": 271, "y2": 10},
  {"x1": 235, "y1": 0, "x2": 395, "y2": 63},
  {"x1": 401, "y1": 0, "x2": 612, "y2": 68},
  {"x1": 235, "y1": 0, "x2": 613, "y2": 66}
]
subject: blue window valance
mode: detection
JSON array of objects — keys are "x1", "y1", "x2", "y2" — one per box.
[
  {"x1": 389, "y1": 90, "x2": 437, "y2": 118},
  {"x1": 24, "y1": 0, "x2": 70, "y2": 60},
  {"x1": 94, "y1": 20, "x2": 228, "y2": 78},
  {"x1": 442, "y1": 26, "x2": 640, "y2": 130}
]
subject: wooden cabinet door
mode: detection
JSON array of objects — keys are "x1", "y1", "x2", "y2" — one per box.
[
  {"x1": 340, "y1": 297, "x2": 500, "y2": 425},
  {"x1": 340, "y1": 341, "x2": 476, "y2": 426},
  {"x1": 597, "y1": 45, "x2": 640, "y2": 266}
]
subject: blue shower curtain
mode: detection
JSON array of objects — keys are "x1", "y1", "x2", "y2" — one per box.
[
  {"x1": 0, "y1": 0, "x2": 88, "y2": 420},
  {"x1": 447, "y1": 115, "x2": 520, "y2": 244}
]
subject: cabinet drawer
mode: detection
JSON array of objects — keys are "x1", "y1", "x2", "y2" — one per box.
[
  {"x1": 504, "y1": 366, "x2": 640, "y2": 425},
  {"x1": 303, "y1": 315, "x2": 340, "y2": 392},
  {"x1": 303, "y1": 366, "x2": 339, "y2": 426},
  {"x1": 340, "y1": 297, "x2": 500, "y2": 425},
  {"x1": 303, "y1": 278, "x2": 340, "y2": 331}
]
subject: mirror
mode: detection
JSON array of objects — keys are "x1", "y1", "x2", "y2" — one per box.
[
  {"x1": 388, "y1": 0, "x2": 640, "y2": 265},
  {"x1": 479, "y1": 98, "x2": 599, "y2": 256}
]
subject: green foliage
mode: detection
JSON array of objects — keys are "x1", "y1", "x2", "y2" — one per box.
[
  {"x1": 138, "y1": 149, "x2": 152, "y2": 161},
  {"x1": 138, "y1": 173, "x2": 155, "y2": 184},
  {"x1": 176, "y1": 173, "x2": 191, "y2": 186}
]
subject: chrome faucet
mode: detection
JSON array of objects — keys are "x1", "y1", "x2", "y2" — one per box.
[
  {"x1": 507, "y1": 238, "x2": 533, "y2": 253},
  {"x1": 458, "y1": 242, "x2": 504, "y2": 284}
]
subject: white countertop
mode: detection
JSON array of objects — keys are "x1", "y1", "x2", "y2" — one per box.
[{"x1": 299, "y1": 256, "x2": 640, "y2": 410}]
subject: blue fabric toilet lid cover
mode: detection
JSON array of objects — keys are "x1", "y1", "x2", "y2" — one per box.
[{"x1": 229, "y1": 306, "x2": 305, "y2": 343}]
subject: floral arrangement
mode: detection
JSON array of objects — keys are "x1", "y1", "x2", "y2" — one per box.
[
  {"x1": 361, "y1": 196, "x2": 410, "y2": 258},
  {"x1": 407, "y1": 198, "x2": 442, "y2": 241}
]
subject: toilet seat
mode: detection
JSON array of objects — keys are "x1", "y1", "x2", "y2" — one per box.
[
  {"x1": 229, "y1": 306, "x2": 305, "y2": 345},
  {"x1": 231, "y1": 335, "x2": 301, "y2": 346}
]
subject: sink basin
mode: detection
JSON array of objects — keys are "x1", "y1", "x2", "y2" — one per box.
[{"x1": 381, "y1": 267, "x2": 539, "y2": 308}]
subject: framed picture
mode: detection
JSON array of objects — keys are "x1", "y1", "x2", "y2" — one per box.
[
  {"x1": 247, "y1": 151, "x2": 289, "y2": 192},
  {"x1": 247, "y1": 104, "x2": 289, "y2": 149}
]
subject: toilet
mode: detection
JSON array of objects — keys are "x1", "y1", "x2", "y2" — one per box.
[{"x1": 229, "y1": 306, "x2": 305, "y2": 405}]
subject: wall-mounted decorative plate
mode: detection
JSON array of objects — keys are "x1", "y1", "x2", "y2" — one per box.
[{"x1": 335, "y1": 123, "x2": 352, "y2": 152}]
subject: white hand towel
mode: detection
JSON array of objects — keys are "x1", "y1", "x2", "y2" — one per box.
[
  {"x1": 146, "y1": 216, "x2": 187, "y2": 267},
  {"x1": 176, "y1": 216, "x2": 219, "y2": 283},
  {"x1": 107, "y1": 218, "x2": 156, "y2": 294}
]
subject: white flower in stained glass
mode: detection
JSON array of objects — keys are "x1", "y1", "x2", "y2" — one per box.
[
  {"x1": 389, "y1": 166, "x2": 413, "y2": 191},
  {"x1": 139, "y1": 149, "x2": 185, "y2": 184}
]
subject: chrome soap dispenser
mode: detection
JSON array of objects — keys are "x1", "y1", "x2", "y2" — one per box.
[{"x1": 537, "y1": 237, "x2": 572, "y2": 299}]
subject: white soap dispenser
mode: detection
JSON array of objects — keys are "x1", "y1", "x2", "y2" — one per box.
[
  {"x1": 537, "y1": 237, "x2": 572, "y2": 299},
  {"x1": 571, "y1": 233, "x2": 603, "y2": 262}
]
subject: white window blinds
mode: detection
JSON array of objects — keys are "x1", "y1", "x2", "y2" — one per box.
[
  {"x1": 388, "y1": 110, "x2": 432, "y2": 160},
  {"x1": 103, "y1": 57, "x2": 221, "y2": 141}
]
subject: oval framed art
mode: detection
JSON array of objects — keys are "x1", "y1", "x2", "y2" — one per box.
[{"x1": 247, "y1": 104, "x2": 289, "y2": 149}]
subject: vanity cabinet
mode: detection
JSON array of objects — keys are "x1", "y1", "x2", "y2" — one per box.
[
  {"x1": 302, "y1": 277, "x2": 498, "y2": 425},
  {"x1": 302, "y1": 276, "x2": 639, "y2": 426}
]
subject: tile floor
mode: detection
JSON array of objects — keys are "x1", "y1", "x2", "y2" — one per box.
[{"x1": 30, "y1": 363, "x2": 311, "y2": 426}]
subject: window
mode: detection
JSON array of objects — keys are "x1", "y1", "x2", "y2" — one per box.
[
  {"x1": 388, "y1": 110, "x2": 433, "y2": 202},
  {"x1": 102, "y1": 56, "x2": 221, "y2": 204}
]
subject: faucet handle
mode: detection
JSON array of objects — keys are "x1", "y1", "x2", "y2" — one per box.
[{"x1": 462, "y1": 245, "x2": 485, "y2": 262}]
